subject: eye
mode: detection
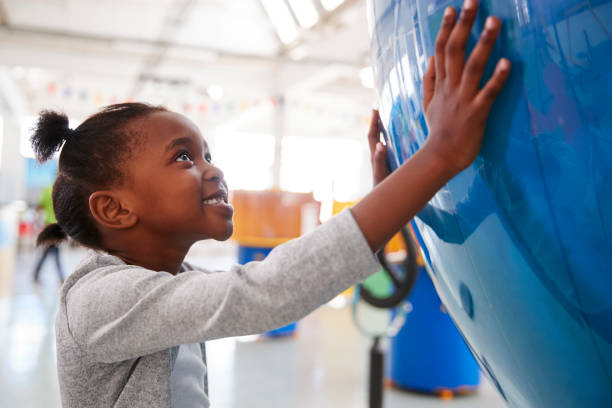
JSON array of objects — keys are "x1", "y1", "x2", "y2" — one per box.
[
  {"x1": 175, "y1": 150, "x2": 193, "y2": 163},
  {"x1": 204, "y1": 153, "x2": 213, "y2": 164}
]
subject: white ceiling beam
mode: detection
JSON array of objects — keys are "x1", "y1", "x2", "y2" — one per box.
[
  {"x1": 280, "y1": 0, "x2": 361, "y2": 55},
  {"x1": 0, "y1": 24, "x2": 362, "y2": 68},
  {"x1": 129, "y1": 0, "x2": 199, "y2": 96}
]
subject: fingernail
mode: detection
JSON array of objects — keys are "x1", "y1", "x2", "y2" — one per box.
[
  {"x1": 444, "y1": 6, "x2": 453, "y2": 17},
  {"x1": 464, "y1": 0, "x2": 476, "y2": 9},
  {"x1": 485, "y1": 16, "x2": 497, "y2": 30},
  {"x1": 499, "y1": 58, "x2": 510, "y2": 71}
]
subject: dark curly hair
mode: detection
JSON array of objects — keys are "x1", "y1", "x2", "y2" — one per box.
[{"x1": 31, "y1": 102, "x2": 167, "y2": 249}]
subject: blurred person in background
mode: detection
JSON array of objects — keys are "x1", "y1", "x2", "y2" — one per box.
[{"x1": 33, "y1": 184, "x2": 65, "y2": 284}]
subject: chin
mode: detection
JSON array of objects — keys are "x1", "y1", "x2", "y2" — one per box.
[
  {"x1": 216, "y1": 224, "x2": 234, "y2": 241},
  {"x1": 215, "y1": 233, "x2": 233, "y2": 242}
]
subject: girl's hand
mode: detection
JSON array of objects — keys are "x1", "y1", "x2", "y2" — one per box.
[
  {"x1": 351, "y1": 0, "x2": 510, "y2": 252},
  {"x1": 422, "y1": 0, "x2": 511, "y2": 174},
  {"x1": 367, "y1": 109, "x2": 390, "y2": 186}
]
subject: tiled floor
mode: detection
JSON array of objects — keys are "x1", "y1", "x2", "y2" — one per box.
[{"x1": 0, "y1": 243, "x2": 506, "y2": 407}]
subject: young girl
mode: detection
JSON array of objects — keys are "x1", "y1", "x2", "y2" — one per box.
[{"x1": 34, "y1": 2, "x2": 509, "y2": 407}]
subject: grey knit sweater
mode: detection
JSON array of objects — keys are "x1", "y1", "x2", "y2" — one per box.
[{"x1": 55, "y1": 209, "x2": 380, "y2": 407}]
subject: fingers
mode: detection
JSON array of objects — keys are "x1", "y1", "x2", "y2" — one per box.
[
  {"x1": 473, "y1": 58, "x2": 511, "y2": 111},
  {"x1": 445, "y1": 0, "x2": 479, "y2": 84},
  {"x1": 373, "y1": 142, "x2": 390, "y2": 185},
  {"x1": 368, "y1": 109, "x2": 381, "y2": 156},
  {"x1": 367, "y1": 110, "x2": 390, "y2": 185},
  {"x1": 423, "y1": 56, "x2": 436, "y2": 110},
  {"x1": 460, "y1": 16, "x2": 501, "y2": 96},
  {"x1": 374, "y1": 143, "x2": 387, "y2": 166},
  {"x1": 434, "y1": 6, "x2": 456, "y2": 81}
]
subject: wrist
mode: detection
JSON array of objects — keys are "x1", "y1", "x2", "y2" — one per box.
[{"x1": 417, "y1": 143, "x2": 459, "y2": 184}]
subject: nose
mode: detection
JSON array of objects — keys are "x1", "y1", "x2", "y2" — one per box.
[{"x1": 202, "y1": 162, "x2": 224, "y2": 183}]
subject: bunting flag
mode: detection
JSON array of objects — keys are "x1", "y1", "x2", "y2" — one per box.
[
  {"x1": 40, "y1": 81, "x2": 371, "y2": 126},
  {"x1": 46, "y1": 82, "x2": 57, "y2": 95}
]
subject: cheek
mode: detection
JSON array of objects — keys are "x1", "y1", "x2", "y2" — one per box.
[{"x1": 135, "y1": 177, "x2": 201, "y2": 218}]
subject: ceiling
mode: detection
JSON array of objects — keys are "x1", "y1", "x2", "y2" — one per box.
[{"x1": 0, "y1": 0, "x2": 376, "y2": 138}]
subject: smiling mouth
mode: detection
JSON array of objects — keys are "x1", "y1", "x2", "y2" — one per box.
[
  {"x1": 202, "y1": 188, "x2": 229, "y2": 205},
  {"x1": 202, "y1": 196, "x2": 226, "y2": 205}
]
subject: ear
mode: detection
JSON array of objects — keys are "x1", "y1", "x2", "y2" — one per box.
[{"x1": 89, "y1": 191, "x2": 138, "y2": 230}]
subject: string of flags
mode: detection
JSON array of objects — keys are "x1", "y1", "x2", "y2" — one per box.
[{"x1": 43, "y1": 82, "x2": 373, "y2": 126}]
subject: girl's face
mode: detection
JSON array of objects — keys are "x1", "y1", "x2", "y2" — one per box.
[{"x1": 121, "y1": 111, "x2": 234, "y2": 244}]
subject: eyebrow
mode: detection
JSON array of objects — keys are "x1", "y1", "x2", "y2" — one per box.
[{"x1": 164, "y1": 137, "x2": 196, "y2": 153}]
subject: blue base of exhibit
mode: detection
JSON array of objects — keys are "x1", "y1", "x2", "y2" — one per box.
[
  {"x1": 390, "y1": 267, "x2": 480, "y2": 393},
  {"x1": 237, "y1": 245, "x2": 298, "y2": 337}
]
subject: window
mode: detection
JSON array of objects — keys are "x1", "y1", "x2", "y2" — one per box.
[
  {"x1": 213, "y1": 130, "x2": 276, "y2": 191},
  {"x1": 280, "y1": 136, "x2": 369, "y2": 220}
]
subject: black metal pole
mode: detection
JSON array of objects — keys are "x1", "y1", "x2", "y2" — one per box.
[{"x1": 369, "y1": 336, "x2": 384, "y2": 408}]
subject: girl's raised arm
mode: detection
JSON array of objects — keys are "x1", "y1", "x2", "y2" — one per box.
[{"x1": 352, "y1": 0, "x2": 510, "y2": 252}]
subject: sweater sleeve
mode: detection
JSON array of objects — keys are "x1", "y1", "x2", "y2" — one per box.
[{"x1": 66, "y1": 209, "x2": 380, "y2": 363}]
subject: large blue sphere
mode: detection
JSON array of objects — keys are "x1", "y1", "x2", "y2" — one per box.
[{"x1": 367, "y1": 0, "x2": 612, "y2": 406}]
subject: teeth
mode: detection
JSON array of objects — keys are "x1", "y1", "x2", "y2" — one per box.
[{"x1": 203, "y1": 197, "x2": 224, "y2": 205}]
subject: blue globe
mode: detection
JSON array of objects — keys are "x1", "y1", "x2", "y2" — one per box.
[{"x1": 367, "y1": 0, "x2": 612, "y2": 406}]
